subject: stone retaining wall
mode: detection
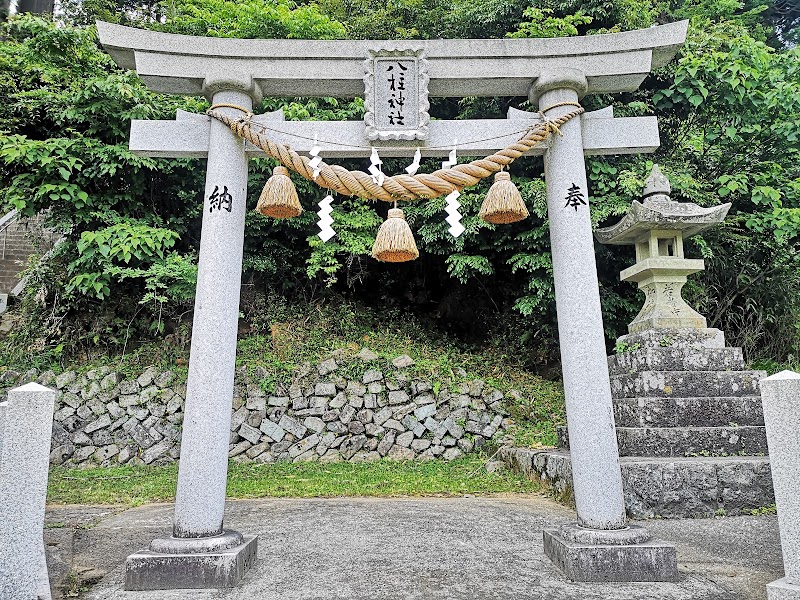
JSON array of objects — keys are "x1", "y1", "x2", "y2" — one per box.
[
  {"x1": 499, "y1": 446, "x2": 775, "y2": 518},
  {"x1": 0, "y1": 352, "x2": 514, "y2": 468}
]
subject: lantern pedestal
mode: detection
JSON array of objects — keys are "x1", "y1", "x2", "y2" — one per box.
[{"x1": 621, "y1": 256, "x2": 706, "y2": 333}]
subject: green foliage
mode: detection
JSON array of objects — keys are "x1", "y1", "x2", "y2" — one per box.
[
  {"x1": 313, "y1": 0, "x2": 460, "y2": 39},
  {"x1": 70, "y1": 222, "x2": 180, "y2": 300},
  {"x1": 745, "y1": 503, "x2": 777, "y2": 516},
  {"x1": 65, "y1": 220, "x2": 197, "y2": 328},
  {"x1": 153, "y1": 0, "x2": 346, "y2": 39},
  {"x1": 0, "y1": 14, "x2": 204, "y2": 355},
  {"x1": 304, "y1": 197, "x2": 382, "y2": 284},
  {"x1": 507, "y1": 8, "x2": 592, "y2": 38},
  {"x1": 614, "y1": 341, "x2": 641, "y2": 353},
  {"x1": 643, "y1": 15, "x2": 800, "y2": 360}
]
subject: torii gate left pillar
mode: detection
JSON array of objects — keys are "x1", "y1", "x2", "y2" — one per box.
[{"x1": 126, "y1": 83, "x2": 260, "y2": 590}]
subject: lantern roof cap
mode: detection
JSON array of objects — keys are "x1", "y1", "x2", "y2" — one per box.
[{"x1": 595, "y1": 165, "x2": 731, "y2": 245}]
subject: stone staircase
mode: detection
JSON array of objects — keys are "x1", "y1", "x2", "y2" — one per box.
[
  {"x1": 502, "y1": 331, "x2": 775, "y2": 519},
  {"x1": 0, "y1": 211, "x2": 57, "y2": 305}
]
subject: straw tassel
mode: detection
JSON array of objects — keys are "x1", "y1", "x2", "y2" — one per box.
[
  {"x1": 479, "y1": 171, "x2": 529, "y2": 224},
  {"x1": 372, "y1": 208, "x2": 419, "y2": 263},
  {"x1": 257, "y1": 166, "x2": 303, "y2": 219}
]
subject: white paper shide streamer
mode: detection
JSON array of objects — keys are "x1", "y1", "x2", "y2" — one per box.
[
  {"x1": 441, "y1": 140, "x2": 457, "y2": 169},
  {"x1": 309, "y1": 134, "x2": 322, "y2": 180},
  {"x1": 445, "y1": 190, "x2": 464, "y2": 238},
  {"x1": 405, "y1": 148, "x2": 422, "y2": 176},
  {"x1": 317, "y1": 194, "x2": 335, "y2": 242},
  {"x1": 368, "y1": 147, "x2": 385, "y2": 187}
]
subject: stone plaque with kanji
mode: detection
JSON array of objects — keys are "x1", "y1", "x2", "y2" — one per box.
[{"x1": 364, "y1": 48, "x2": 429, "y2": 141}]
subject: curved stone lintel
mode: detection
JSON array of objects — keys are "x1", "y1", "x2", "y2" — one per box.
[{"x1": 96, "y1": 20, "x2": 688, "y2": 98}]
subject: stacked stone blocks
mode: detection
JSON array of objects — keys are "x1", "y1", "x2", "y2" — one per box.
[{"x1": 0, "y1": 353, "x2": 513, "y2": 468}]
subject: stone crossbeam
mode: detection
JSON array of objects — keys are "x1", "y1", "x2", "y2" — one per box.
[
  {"x1": 97, "y1": 21, "x2": 688, "y2": 98},
  {"x1": 130, "y1": 108, "x2": 659, "y2": 159}
]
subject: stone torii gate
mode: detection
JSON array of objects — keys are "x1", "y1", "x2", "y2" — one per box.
[{"x1": 97, "y1": 20, "x2": 688, "y2": 590}]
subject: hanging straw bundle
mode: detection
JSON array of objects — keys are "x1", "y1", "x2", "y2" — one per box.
[
  {"x1": 372, "y1": 208, "x2": 419, "y2": 263},
  {"x1": 478, "y1": 171, "x2": 529, "y2": 224},
  {"x1": 257, "y1": 166, "x2": 303, "y2": 219}
]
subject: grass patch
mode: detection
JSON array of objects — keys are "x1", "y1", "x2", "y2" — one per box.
[
  {"x1": 745, "y1": 503, "x2": 777, "y2": 516},
  {"x1": 48, "y1": 455, "x2": 540, "y2": 506}
]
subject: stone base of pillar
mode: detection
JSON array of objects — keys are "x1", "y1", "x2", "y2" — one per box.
[
  {"x1": 543, "y1": 524, "x2": 677, "y2": 582},
  {"x1": 124, "y1": 531, "x2": 258, "y2": 590},
  {"x1": 768, "y1": 578, "x2": 800, "y2": 599}
]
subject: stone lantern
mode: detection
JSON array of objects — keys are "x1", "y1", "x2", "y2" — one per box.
[{"x1": 596, "y1": 165, "x2": 731, "y2": 339}]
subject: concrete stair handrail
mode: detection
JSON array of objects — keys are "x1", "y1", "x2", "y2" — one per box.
[
  {"x1": 0, "y1": 209, "x2": 19, "y2": 260},
  {"x1": 0, "y1": 210, "x2": 62, "y2": 316}
]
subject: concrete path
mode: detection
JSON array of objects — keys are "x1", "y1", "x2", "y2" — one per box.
[{"x1": 44, "y1": 494, "x2": 783, "y2": 600}]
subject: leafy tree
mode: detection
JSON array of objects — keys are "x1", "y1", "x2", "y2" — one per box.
[
  {"x1": 153, "y1": 0, "x2": 346, "y2": 39},
  {"x1": 644, "y1": 15, "x2": 800, "y2": 359},
  {"x1": 507, "y1": 8, "x2": 592, "y2": 37},
  {"x1": 0, "y1": 0, "x2": 797, "y2": 368}
]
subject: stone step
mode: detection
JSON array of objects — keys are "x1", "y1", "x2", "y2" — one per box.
[
  {"x1": 1, "y1": 244, "x2": 37, "y2": 252},
  {"x1": 1, "y1": 235, "x2": 39, "y2": 242},
  {"x1": 608, "y1": 346, "x2": 745, "y2": 375},
  {"x1": 0, "y1": 256, "x2": 35, "y2": 265},
  {"x1": 2, "y1": 237, "x2": 42, "y2": 245},
  {"x1": 1, "y1": 231, "x2": 37, "y2": 238},
  {"x1": 610, "y1": 369, "x2": 765, "y2": 398},
  {"x1": 1, "y1": 255, "x2": 42, "y2": 264},
  {"x1": 500, "y1": 447, "x2": 774, "y2": 519},
  {"x1": 613, "y1": 396, "x2": 764, "y2": 428},
  {"x1": 0, "y1": 239, "x2": 34, "y2": 246},
  {"x1": 0, "y1": 259, "x2": 33, "y2": 266},
  {"x1": 557, "y1": 425, "x2": 768, "y2": 457},
  {"x1": 1, "y1": 243, "x2": 38, "y2": 251},
  {"x1": 616, "y1": 426, "x2": 768, "y2": 457}
]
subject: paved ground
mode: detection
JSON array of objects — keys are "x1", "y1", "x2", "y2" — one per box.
[{"x1": 44, "y1": 494, "x2": 783, "y2": 600}]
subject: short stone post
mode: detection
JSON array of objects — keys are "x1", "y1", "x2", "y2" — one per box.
[
  {"x1": 531, "y1": 69, "x2": 677, "y2": 581},
  {"x1": 0, "y1": 397, "x2": 6, "y2": 465},
  {"x1": 124, "y1": 86, "x2": 258, "y2": 590},
  {"x1": 762, "y1": 370, "x2": 800, "y2": 599},
  {"x1": 0, "y1": 383, "x2": 57, "y2": 600}
]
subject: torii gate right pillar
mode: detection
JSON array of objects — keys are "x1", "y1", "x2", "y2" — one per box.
[{"x1": 533, "y1": 70, "x2": 678, "y2": 581}]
